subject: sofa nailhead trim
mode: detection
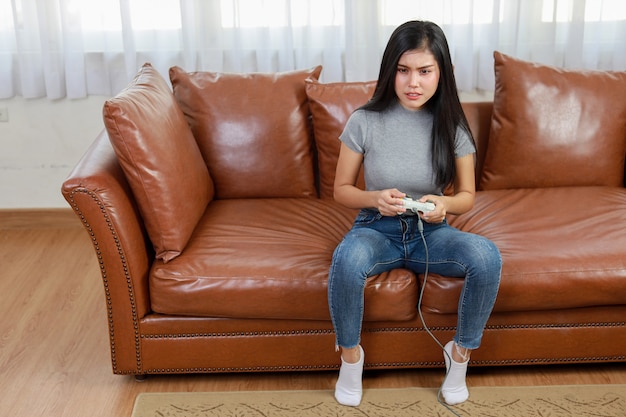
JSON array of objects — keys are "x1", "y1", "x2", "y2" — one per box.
[
  {"x1": 135, "y1": 354, "x2": 626, "y2": 375},
  {"x1": 368, "y1": 322, "x2": 625, "y2": 333},
  {"x1": 141, "y1": 329, "x2": 335, "y2": 339},
  {"x1": 472, "y1": 356, "x2": 626, "y2": 366},
  {"x1": 68, "y1": 188, "x2": 142, "y2": 374},
  {"x1": 139, "y1": 321, "x2": 625, "y2": 340},
  {"x1": 486, "y1": 322, "x2": 626, "y2": 329}
]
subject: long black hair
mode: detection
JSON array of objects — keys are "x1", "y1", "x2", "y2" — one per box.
[{"x1": 361, "y1": 20, "x2": 474, "y2": 191}]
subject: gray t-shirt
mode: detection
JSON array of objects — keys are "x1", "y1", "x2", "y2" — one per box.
[{"x1": 340, "y1": 102, "x2": 475, "y2": 198}]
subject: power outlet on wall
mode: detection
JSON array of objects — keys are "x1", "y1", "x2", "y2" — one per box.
[{"x1": 0, "y1": 107, "x2": 8, "y2": 122}]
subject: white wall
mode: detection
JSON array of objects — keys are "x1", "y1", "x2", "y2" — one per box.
[
  {"x1": 0, "y1": 90, "x2": 493, "y2": 209},
  {"x1": 0, "y1": 96, "x2": 107, "y2": 208}
]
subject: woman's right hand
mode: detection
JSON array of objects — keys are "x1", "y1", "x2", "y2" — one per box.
[{"x1": 376, "y1": 189, "x2": 407, "y2": 216}]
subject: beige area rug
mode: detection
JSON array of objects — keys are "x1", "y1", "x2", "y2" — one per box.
[{"x1": 132, "y1": 384, "x2": 625, "y2": 417}]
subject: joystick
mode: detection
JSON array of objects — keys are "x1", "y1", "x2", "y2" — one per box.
[{"x1": 403, "y1": 197, "x2": 435, "y2": 214}]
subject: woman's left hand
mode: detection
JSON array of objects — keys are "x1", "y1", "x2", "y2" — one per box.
[{"x1": 419, "y1": 195, "x2": 446, "y2": 223}]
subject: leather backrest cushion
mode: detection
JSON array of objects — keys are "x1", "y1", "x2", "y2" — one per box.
[
  {"x1": 480, "y1": 51, "x2": 626, "y2": 190},
  {"x1": 305, "y1": 80, "x2": 375, "y2": 198},
  {"x1": 103, "y1": 63, "x2": 214, "y2": 263},
  {"x1": 170, "y1": 66, "x2": 322, "y2": 199}
]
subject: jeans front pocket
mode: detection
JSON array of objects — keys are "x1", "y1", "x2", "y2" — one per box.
[{"x1": 353, "y1": 209, "x2": 382, "y2": 227}]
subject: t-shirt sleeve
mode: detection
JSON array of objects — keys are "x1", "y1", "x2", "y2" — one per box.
[
  {"x1": 454, "y1": 126, "x2": 476, "y2": 158},
  {"x1": 339, "y1": 110, "x2": 367, "y2": 154}
]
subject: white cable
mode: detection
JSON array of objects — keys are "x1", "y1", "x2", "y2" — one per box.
[{"x1": 415, "y1": 214, "x2": 463, "y2": 417}]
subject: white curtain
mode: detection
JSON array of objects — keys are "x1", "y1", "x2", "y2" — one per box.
[{"x1": 0, "y1": 0, "x2": 624, "y2": 99}]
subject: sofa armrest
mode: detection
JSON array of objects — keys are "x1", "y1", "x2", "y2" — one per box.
[{"x1": 61, "y1": 130, "x2": 152, "y2": 374}]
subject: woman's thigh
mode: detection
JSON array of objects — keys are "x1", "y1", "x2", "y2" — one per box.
[
  {"x1": 332, "y1": 225, "x2": 405, "y2": 278},
  {"x1": 406, "y1": 222, "x2": 501, "y2": 278}
]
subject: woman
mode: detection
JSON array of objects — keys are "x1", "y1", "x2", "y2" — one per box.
[{"x1": 328, "y1": 21, "x2": 502, "y2": 407}]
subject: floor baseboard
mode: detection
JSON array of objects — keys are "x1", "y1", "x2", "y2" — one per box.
[{"x1": 0, "y1": 208, "x2": 81, "y2": 230}]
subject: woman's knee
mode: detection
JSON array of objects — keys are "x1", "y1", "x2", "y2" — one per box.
[{"x1": 466, "y1": 234, "x2": 501, "y2": 267}]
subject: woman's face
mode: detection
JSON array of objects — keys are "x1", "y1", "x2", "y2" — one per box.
[{"x1": 394, "y1": 48, "x2": 440, "y2": 111}]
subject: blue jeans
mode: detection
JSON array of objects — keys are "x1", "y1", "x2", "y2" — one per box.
[{"x1": 328, "y1": 209, "x2": 502, "y2": 350}]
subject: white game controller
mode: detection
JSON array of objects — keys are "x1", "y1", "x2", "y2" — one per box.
[{"x1": 403, "y1": 197, "x2": 435, "y2": 214}]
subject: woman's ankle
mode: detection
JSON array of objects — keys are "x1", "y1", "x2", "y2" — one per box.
[
  {"x1": 341, "y1": 346, "x2": 362, "y2": 364},
  {"x1": 452, "y1": 342, "x2": 471, "y2": 363}
]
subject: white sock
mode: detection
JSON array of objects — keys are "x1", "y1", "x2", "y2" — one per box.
[
  {"x1": 334, "y1": 345, "x2": 364, "y2": 407},
  {"x1": 441, "y1": 341, "x2": 469, "y2": 405}
]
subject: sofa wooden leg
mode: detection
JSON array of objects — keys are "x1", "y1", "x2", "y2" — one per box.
[{"x1": 134, "y1": 374, "x2": 147, "y2": 382}]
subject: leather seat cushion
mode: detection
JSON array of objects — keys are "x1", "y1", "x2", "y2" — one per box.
[
  {"x1": 424, "y1": 186, "x2": 626, "y2": 314},
  {"x1": 150, "y1": 198, "x2": 418, "y2": 321},
  {"x1": 150, "y1": 187, "x2": 626, "y2": 320}
]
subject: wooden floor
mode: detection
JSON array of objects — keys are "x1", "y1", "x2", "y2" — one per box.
[{"x1": 1, "y1": 209, "x2": 626, "y2": 417}]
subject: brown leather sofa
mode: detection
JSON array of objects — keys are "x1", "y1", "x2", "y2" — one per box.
[{"x1": 62, "y1": 51, "x2": 626, "y2": 378}]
